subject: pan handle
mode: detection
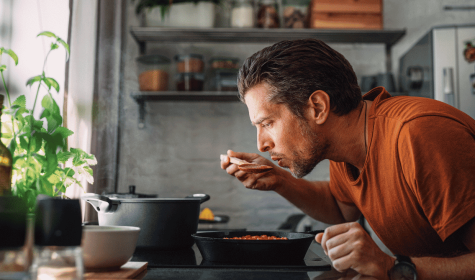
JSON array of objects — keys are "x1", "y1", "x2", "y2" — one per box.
[
  {"x1": 304, "y1": 230, "x2": 324, "y2": 236},
  {"x1": 186, "y1": 194, "x2": 210, "y2": 204},
  {"x1": 81, "y1": 193, "x2": 120, "y2": 213}
]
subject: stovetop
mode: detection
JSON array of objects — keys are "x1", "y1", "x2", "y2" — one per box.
[{"x1": 130, "y1": 242, "x2": 331, "y2": 272}]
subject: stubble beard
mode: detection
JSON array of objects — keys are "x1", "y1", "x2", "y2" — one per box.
[{"x1": 289, "y1": 119, "x2": 328, "y2": 178}]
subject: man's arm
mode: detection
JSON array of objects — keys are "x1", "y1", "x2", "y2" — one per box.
[
  {"x1": 412, "y1": 217, "x2": 475, "y2": 280},
  {"x1": 316, "y1": 218, "x2": 475, "y2": 280},
  {"x1": 274, "y1": 175, "x2": 361, "y2": 224}
]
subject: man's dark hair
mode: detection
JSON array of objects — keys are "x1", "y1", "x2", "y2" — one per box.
[{"x1": 238, "y1": 39, "x2": 362, "y2": 117}]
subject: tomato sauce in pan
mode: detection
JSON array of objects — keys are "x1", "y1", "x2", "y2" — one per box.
[{"x1": 223, "y1": 235, "x2": 288, "y2": 240}]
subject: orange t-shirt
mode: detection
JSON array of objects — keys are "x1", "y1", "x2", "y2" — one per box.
[{"x1": 329, "y1": 87, "x2": 475, "y2": 257}]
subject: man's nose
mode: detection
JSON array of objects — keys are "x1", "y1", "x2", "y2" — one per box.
[{"x1": 257, "y1": 130, "x2": 274, "y2": 152}]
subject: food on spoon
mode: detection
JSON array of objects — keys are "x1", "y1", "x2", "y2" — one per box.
[
  {"x1": 223, "y1": 235, "x2": 288, "y2": 240},
  {"x1": 220, "y1": 154, "x2": 273, "y2": 173},
  {"x1": 199, "y1": 207, "x2": 215, "y2": 221}
]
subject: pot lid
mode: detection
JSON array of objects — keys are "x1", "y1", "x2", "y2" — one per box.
[{"x1": 102, "y1": 185, "x2": 158, "y2": 199}]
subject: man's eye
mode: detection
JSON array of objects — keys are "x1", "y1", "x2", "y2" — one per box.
[{"x1": 261, "y1": 122, "x2": 271, "y2": 128}]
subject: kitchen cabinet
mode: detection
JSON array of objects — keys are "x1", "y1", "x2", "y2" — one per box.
[{"x1": 129, "y1": 27, "x2": 406, "y2": 128}]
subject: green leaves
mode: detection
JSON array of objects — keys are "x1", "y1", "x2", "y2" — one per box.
[
  {"x1": 0, "y1": 47, "x2": 19, "y2": 66},
  {"x1": 38, "y1": 31, "x2": 70, "y2": 60},
  {"x1": 26, "y1": 75, "x2": 60, "y2": 92},
  {"x1": 1, "y1": 30, "x2": 95, "y2": 212},
  {"x1": 13, "y1": 95, "x2": 26, "y2": 107},
  {"x1": 37, "y1": 31, "x2": 56, "y2": 38},
  {"x1": 44, "y1": 77, "x2": 60, "y2": 92},
  {"x1": 41, "y1": 95, "x2": 63, "y2": 133},
  {"x1": 26, "y1": 75, "x2": 42, "y2": 88}
]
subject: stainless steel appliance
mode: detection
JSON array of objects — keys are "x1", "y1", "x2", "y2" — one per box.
[{"x1": 399, "y1": 24, "x2": 475, "y2": 119}]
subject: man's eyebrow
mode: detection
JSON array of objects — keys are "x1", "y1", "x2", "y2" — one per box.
[{"x1": 252, "y1": 116, "x2": 270, "y2": 126}]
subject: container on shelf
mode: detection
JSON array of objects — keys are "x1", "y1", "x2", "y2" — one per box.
[
  {"x1": 230, "y1": 0, "x2": 255, "y2": 28},
  {"x1": 144, "y1": 2, "x2": 216, "y2": 28},
  {"x1": 175, "y1": 54, "x2": 205, "y2": 73},
  {"x1": 308, "y1": 0, "x2": 382, "y2": 30},
  {"x1": 282, "y1": 0, "x2": 309, "y2": 28},
  {"x1": 209, "y1": 57, "x2": 240, "y2": 70},
  {"x1": 210, "y1": 69, "x2": 239, "y2": 91},
  {"x1": 136, "y1": 54, "x2": 170, "y2": 91},
  {"x1": 176, "y1": 73, "x2": 205, "y2": 91},
  {"x1": 256, "y1": 0, "x2": 280, "y2": 28}
]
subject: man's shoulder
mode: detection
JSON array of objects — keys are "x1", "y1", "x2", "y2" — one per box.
[{"x1": 373, "y1": 95, "x2": 474, "y2": 126}]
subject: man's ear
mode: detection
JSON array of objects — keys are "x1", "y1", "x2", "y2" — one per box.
[{"x1": 307, "y1": 90, "x2": 330, "y2": 125}]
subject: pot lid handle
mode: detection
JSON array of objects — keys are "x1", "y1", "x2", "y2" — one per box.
[
  {"x1": 81, "y1": 193, "x2": 120, "y2": 213},
  {"x1": 186, "y1": 194, "x2": 210, "y2": 204}
]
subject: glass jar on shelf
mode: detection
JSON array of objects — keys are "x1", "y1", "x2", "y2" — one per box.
[
  {"x1": 282, "y1": 0, "x2": 309, "y2": 28},
  {"x1": 136, "y1": 54, "x2": 170, "y2": 91},
  {"x1": 210, "y1": 69, "x2": 239, "y2": 92},
  {"x1": 256, "y1": 0, "x2": 280, "y2": 28},
  {"x1": 209, "y1": 57, "x2": 240, "y2": 70},
  {"x1": 176, "y1": 73, "x2": 204, "y2": 91},
  {"x1": 175, "y1": 54, "x2": 205, "y2": 73},
  {"x1": 230, "y1": 0, "x2": 255, "y2": 28}
]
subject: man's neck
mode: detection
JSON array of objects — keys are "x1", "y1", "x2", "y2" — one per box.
[{"x1": 325, "y1": 100, "x2": 372, "y2": 170}]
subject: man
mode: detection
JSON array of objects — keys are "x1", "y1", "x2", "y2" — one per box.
[{"x1": 220, "y1": 39, "x2": 475, "y2": 279}]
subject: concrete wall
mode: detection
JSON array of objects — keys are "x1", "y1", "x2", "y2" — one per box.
[{"x1": 117, "y1": 0, "x2": 475, "y2": 230}]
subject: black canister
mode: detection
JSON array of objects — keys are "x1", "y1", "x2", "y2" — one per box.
[
  {"x1": 0, "y1": 196, "x2": 27, "y2": 248},
  {"x1": 31, "y1": 196, "x2": 84, "y2": 279},
  {"x1": 0, "y1": 196, "x2": 29, "y2": 278},
  {"x1": 34, "y1": 196, "x2": 82, "y2": 246}
]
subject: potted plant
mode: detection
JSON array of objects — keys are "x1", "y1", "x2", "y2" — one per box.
[
  {"x1": 0, "y1": 31, "x2": 96, "y2": 212},
  {"x1": 133, "y1": 0, "x2": 222, "y2": 28}
]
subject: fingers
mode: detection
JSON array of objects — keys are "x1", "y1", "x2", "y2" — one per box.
[
  {"x1": 227, "y1": 149, "x2": 254, "y2": 161},
  {"x1": 220, "y1": 154, "x2": 231, "y2": 170},
  {"x1": 332, "y1": 252, "x2": 358, "y2": 273},
  {"x1": 315, "y1": 232, "x2": 323, "y2": 243},
  {"x1": 320, "y1": 223, "x2": 354, "y2": 254}
]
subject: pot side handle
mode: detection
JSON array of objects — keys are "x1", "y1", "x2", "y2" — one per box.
[
  {"x1": 81, "y1": 193, "x2": 120, "y2": 213},
  {"x1": 186, "y1": 194, "x2": 210, "y2": 204}
]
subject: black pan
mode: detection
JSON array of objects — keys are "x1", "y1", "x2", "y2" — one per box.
[{"x1": 192, "y1": 230, "x2": 323, "y2": 264}]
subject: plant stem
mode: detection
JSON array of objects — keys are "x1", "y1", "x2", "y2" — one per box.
[{"x1": 1, "y1": 71, "x2": 12, "y2": 106}]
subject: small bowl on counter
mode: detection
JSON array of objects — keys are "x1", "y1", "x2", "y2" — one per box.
[{"x1": 81, "y1": 225, "x2": 140, "y2": 271}]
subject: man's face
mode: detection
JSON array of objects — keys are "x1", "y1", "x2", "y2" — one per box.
[{"x1": 244, "y1": 83, "x2": 329, "y2": 178}]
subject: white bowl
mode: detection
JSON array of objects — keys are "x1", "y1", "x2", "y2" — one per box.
[{"x1": 81, "y1": 225, "x2": 140, "y2": 270}]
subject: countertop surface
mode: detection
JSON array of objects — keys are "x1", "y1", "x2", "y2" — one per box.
[{"x1": 133, "y1": 242, "x2": 350, "y2": 280}]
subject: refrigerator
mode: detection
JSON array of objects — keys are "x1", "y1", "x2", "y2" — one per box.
[{"x1": 399, "y1": 24, "x2": 475, "y2": 120}]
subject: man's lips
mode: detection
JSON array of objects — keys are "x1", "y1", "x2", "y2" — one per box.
[{"x1": 271, "y1": 156, "x2": 284, "y2": 167}]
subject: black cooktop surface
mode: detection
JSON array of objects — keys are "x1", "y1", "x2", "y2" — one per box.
[{"x1": 131, "y1": 243, "x2": 331, "y2": 271}]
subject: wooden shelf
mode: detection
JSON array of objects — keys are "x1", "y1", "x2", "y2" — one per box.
[
  {"x1": 131, "y1": 91, "x2": 240, "y2": 128},
  {"x1": 129, "y1": 27, "x2": 407, "y2": 128},
  {"x1": 131, "y1": 91, "x2": 240, "y2": 102},
  {"x1": 130, "y1": 27, "x2": 406, "y2": 47}
]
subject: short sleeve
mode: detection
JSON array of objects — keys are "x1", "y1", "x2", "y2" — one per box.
[
  {"x1": 329, "y1": 161, "x2": 355, "y2": 205},
  {"x1": 398, "y1": 116, "x2": 475, "y2": 241}
]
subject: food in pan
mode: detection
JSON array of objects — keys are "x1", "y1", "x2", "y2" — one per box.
[{"x1": 223, "y1": 235, "x2": 288, "y2": 240}]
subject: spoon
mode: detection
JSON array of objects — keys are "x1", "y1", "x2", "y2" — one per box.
[{"x1": 220, "y1": 154, "x2": 273, "y2": 174}]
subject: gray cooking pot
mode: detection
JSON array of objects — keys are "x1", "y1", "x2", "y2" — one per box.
[{"x1": 81, "y1": 193, "x2": 210, "y2": 249}]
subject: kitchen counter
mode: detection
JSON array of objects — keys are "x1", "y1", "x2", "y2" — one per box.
[
  {"x1": 141, "y1": 267, "x2": 346, "y2": 280},
  {"x1": 132, "y1": 242, "x2": 350, "y2": 280}
]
